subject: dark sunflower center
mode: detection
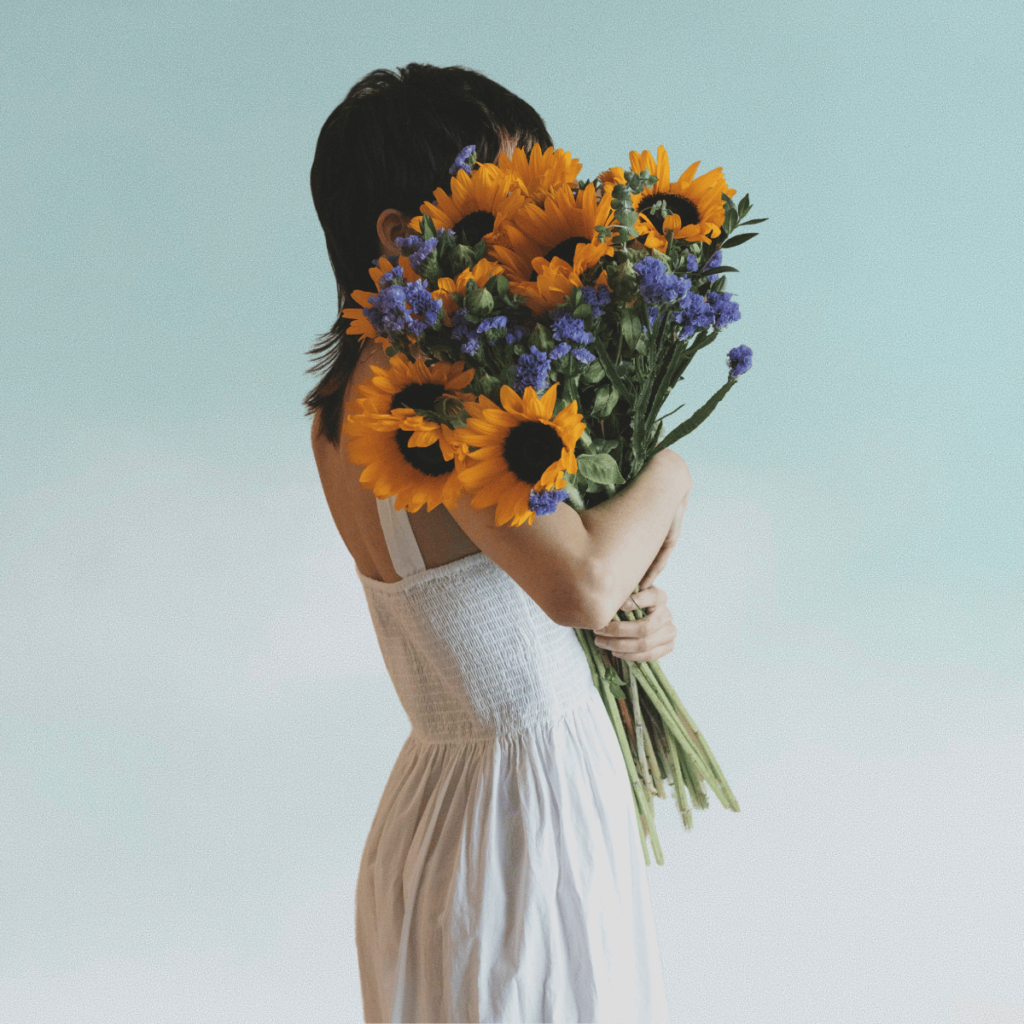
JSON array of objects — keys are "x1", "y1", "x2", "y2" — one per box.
[
  {"x1": 395, "y1": 431, "x2": 451, "y2": 477},
  {"x1": 637, "y1": 192, "x2": 700, "y2": 233},
  {"x1": 391, "y1": 382, "x2": 445, "y2": 413},
  {"x1": 531, "y1": 236, "x2": 590, "y2": 281},
  {"x1": 452, "y1": 210, "x2": 495, "y2": 247},
  {"x1": 503, "y1": 421, "x2": 564, "y2": 484}
]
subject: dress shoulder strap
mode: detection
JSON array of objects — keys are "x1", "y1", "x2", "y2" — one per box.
[{"x1": 375, "y1": 498, "x2": 427, "y2": 578}]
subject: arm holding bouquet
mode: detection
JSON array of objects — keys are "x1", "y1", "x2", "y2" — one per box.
[
  {"x1": 342, "y1": 140, "x2": 763, "y2": 862},
  {"x1": 450, "y1": 447, "x2": 691, "y2": 630}
]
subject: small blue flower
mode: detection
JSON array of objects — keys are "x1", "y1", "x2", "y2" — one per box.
[
  {"x1": 505, "y1": 324, "x2": 528, "y2": 345},
  {"x1": 395, "y1": 234, "x2": 438, "y2": 273},
  {"x1": 634, "y1": 256, "x2": 690, "y2": 305},
  {"x1": 684, "y1": 253, "x2": 699, "y2": 273},
  {"x1": 528, "y1": 488, "x2": 568, "y2": 516},
  {"x1": 478, "y1": 315, "x2": 508, "y2": 343},
  {"x1": 672, "y1": 290, "x2": 715, "y2": 337},
  {"x1": 571, "y1": 347, "x2": 596, "y2": 364},
  {"x1": 514, "y1": 346, "x2": 552, "y2": 394},
  {"x1": 449, "y1": 145, "x2": 477, "y2": 177},
  {"x1": 550, "y1": 342, "x2": 571, "y2": 360},
  {"x1": 581, "y1": 284, "x2": 612, "y2": 318},
  {"x1": 406, "y1": 280, "x2": 443, "y2": 334},
  {"x1": 551, "y1": 313, "x2": 594, "y2": 347},
  {"x1": 727, "y1": 344, "x2": 752, "y2": 377},
  {"x1": 707, "y1": 290, "x2": 741, "y2": 329}
]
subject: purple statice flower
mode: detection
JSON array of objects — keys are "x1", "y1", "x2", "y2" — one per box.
[
  {"x1": 550, "y1": 342, "x2": 571, "y2": 360},
  {"x1": 367, "y1": 268, "x2": 442, "y2": 339},
  {"x1": 377, "y1": 286, "x2": 413, "y2": 335},
  {"x1": 571, "y1": 347, "x2": 596, "y2": 364},
  {"x1": 727, "y1": 344, "x2": 752, "y2": 377},
  {"x1": 634, "y1": 256, "x2": 690, "y2": 305},
  {"x1": 671, "y1": 291, "x2": 715, "y2": 338},
  {"x1": 477, "y1": 315, "x2": 508, "y2": 344},
  {"x1": 684, "y1": 253, "x2": 699, "y2": 273},
  {"x1": 513, "y1": 346, "x2": 552, "y2": 394},
  {"x1": 707, "y1": 248, "x2": 724, "y2": 282},
  {"x1": 451, "y1": 308, "x2": 479, "y2": 354},
  {"x1": 449, "y1": 145, "x2": 477, "y2": 176},
  {"x1": 707, "y1": 290, "x2": 741, "y2": 329},
  {"x1": 452, "y1": 312, "x2": 508, "y2": 355},
  {"x1": 505, "y1": 324, "x2": 528, "y2": 345},
  {"x1": 377, "y1": 265, "x2": 405, "y2": 288},
  {"x1": 581, "y1": 284, "x2": 612, "y2": 317},
  {"x1": 395, "y1": 234, "x2": 438, "y2": 273},
  {"x1": 528, "y1": 488, "x2": 568, "y2": 516},
  {"x1": 551, "y1": 313, "x2": 594, "y2": 347},
  {"x1": 364, "y1": 302, "x2": 386, "y2": 336},
  {"x1": 405, "y1": 279, "x2": 443, "y2": 334}
]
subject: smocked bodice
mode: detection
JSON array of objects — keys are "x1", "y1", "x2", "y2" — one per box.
[{"x1": 358, "y1": 552, "x2": 596, "y2": 743}]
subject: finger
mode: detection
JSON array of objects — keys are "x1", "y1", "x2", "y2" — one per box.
[
  {"x1": 594, "y1": 604, "x2": 669, "y2": 638},
  {"x1": 616, "y1": 638, "x2": 676, "y2": 663},
  {"x1": 619, "y1": 586, "x2": 667, "y2": 614},
  {"x1": 593, "y1": 618, "x2": 675, "y2": 652},
  {"x1": 597, "y1": 628, "x2": 677, "y2": 661}
]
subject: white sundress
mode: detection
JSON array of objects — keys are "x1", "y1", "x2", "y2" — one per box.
[{"x1": 354, "y1": 498, "x2": 671, "y2": 1023}]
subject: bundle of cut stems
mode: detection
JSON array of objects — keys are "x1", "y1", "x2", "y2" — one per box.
[{"x1": 574, "y1": 620, "x2": 739, "y2": 865}]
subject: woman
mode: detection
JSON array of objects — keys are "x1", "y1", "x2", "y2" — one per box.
[{"x1": 307, "y1": 64, "x2": 690, "y2": 1023}]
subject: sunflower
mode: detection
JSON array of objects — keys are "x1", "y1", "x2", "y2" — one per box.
[
  {"x1": 342, "y1": 255, "x2": 421, "y2": 343},
  {"x1": 628, "y1": 145, "x2": 736, "y2": 250},
  {"x1": 456, "y1": 384, "x2": 586, "y2": 527},
  {"x1": 494, "y1": 183, "x2": 614, "y2": 285},
  {"x1": 497, "y1": 145, "x2": 583, "y2": 204},
  {"x1": 409, "y1": 163, "x2": 526, "y2": 252},
  {"x1": 344, "y1": 355, "x2": 474, "y2": 512}
]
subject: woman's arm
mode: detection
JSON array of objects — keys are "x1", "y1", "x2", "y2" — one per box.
[{"x1": 449, "y1": 448, "x2": 692, "y2": 629}]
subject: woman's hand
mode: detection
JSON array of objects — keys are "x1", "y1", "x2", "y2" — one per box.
[{"x1": 592, "y1": 586, "x2": 677, "y2": 663}]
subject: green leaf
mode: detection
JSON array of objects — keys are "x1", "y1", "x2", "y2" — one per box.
[
  {"x1": 737, "y1": 194, "x2": 750, "y2": 218},
  {"x1": 739, "y1": 217, "x2": 768, "y2": 225},
  {"x1": 582, "y1": 359, "x2": 606, "y2": 384},
  {"x1": 722, "y1": 232, "x2": 758, "y2": 248},
  {"x1": 619, "y1": 307, "x2": 644, "y2": 348},
  {"x1": 591, "y1": 384, "x2": 620, "y2": 418},
  {"x1": 576, "y1": 453, "x2": 626, "y2": 487},
  {"x1": 654, "y1": 378, "x2": 736, "y2": 454},
  {"x1": 490, "y1": 274, "x2": 509, "y2": 298},
  {"x1": 465, "y1": 285, "x2": 494, "y2": 316},
  {"x1": 695, "y1": 265, "x2": 739, "y2": 276}
]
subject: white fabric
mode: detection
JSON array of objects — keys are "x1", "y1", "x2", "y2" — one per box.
[
  {"x1": 355, "y1": 551, "x2": 671, "y2": 1023},
  {"x1": 375, "y1": 498, "x2": 427, "y2": 578}
]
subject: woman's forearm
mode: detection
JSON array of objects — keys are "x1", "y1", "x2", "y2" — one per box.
[{"x1": 571, "y1": 449, "x2": 692, "y2": 626}]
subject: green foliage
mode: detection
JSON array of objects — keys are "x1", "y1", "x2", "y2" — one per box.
[
  {"x1": 464, "y1": 282, "x2": 494, "y2": 316},
  {"x1": 576, "y1": 453, "x2": 626, "y2": 488}
]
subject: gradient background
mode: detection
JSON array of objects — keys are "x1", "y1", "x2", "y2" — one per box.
[{"x1": 3, "y1": 1, "x2": 1021, "y2": 1021}]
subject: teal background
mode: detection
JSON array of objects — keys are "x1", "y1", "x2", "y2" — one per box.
[{"x1": 2, "y1": 1, "x2": 1021, "y2": 1021}]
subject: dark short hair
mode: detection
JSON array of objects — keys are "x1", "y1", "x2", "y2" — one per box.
[{"x1": 305, "y1": 64, "x2": 553, "y2": 443}]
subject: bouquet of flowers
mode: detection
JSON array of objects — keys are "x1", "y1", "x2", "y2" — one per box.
[{"x1": 343, "y1": 142, "x2": 764, "y2": 864}]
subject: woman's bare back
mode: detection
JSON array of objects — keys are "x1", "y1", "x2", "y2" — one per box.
[{"x1": 311, "y1": 342, "x2": 480, "y2": 583}]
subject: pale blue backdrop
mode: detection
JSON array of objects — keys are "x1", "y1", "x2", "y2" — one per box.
[{"x1": 2, "y1": 1, "x2": 1021, "y2": 1022}]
